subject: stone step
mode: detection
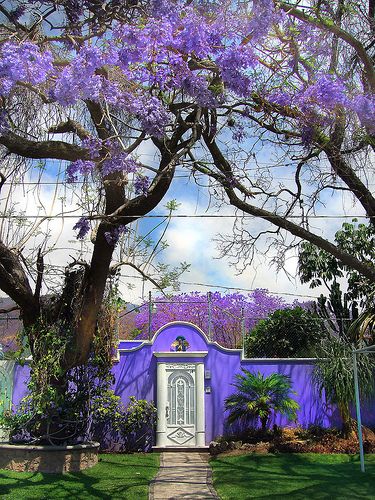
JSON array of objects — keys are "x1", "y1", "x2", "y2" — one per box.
[{"x1": 152, "y1": 446, "x2": 209, "y2": 453}]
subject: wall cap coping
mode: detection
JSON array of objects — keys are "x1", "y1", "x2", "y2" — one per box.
[
  {"x1": 153, "y1": 351, "x2": 208, "y2": 358},
  {"x1": 0, "y1": 441, "x2": 100, "y2": 451},
  {"x1": 242, "y1": 358, "x2": 318, "y2": 363}
]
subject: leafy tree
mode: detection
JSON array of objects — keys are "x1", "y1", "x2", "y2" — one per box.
[
  {"x1": 245, "y1": 307, "x2": 326, "y2": 358},
  {"x1": 313, "y1": 336, "x2": 375, "y2": 437},
  {"x1": 299, "y1": 221, "x2": 375, "y2": 339},
  {"x1": 225, "y1": 370, "x2": 300, "y2": 431},
  {"x1": 134, "y1": 290, "x2": 287, "y2": 348}
]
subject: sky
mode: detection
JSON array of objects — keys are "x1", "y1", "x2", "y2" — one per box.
[{"x1": 0, "y1": 134, "x2": 371, "y2": 308}]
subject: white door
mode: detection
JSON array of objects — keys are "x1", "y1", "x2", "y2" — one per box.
[
  {"x1": 156, "y1": 362, "x2": 205, "y2": 447},
  {"x1": 166, "y1": 368, "x2": 196, "y2": 446}
]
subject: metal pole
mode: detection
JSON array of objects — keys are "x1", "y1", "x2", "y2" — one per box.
[
  {"x1": 207, "y1": 291, "x2": 212, "y2": 340},
  {"x1": 241, "y1": 307, "x2": 245, "y2": 358},
  {"x1": 353, "y1": 351, "x2": 365, "y2": 472},
  {"x1": 148, "y1": 290, "x2": 152, "y2": 341}
]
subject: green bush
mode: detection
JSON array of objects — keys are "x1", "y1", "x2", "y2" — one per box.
[{"x1": 245, "y1": 307, "x2": 327, "y2": 358}]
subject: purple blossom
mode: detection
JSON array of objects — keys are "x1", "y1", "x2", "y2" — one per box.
[
  {"x1": 268, "y1": 91, "x2": 293, "y2": 107},
  {"x1": 134, "y1": 176, "x2": 150, "y2": 196},
  {"x1": 101, "y1": 152, "x2": 139, "y2": 177},
  {"x1": 124, "y1": 94, "x2": 171, "y2": 138},
  {"x1": 216, "y1": 45, "x2": 257, "y2": 96},
  {"x1": 299, "y1": 74, "x2": 349, "y2": 111},
  {"x1": 66, "y1": 160, "x2": 95, "y2": 183},
  {"x1": 350, "y1": 94, "x2": 375, "y2": 133},
  {"x1": 0, "y1": 41, "x2": 53, "y2": 94},
  {"x1": 52, "y1": 46, "x2": 106, "y2": 105},
  {"x1": 73, "y1": 217, "x2": 90, "y2": 239},
  {"x1": 104, "y1": 225, "x2": 128, "y2": 246},
  {"x1": 134, "y1": 290, "x2": 290, "y2": 348},
  {"x1": 81, "y1": 136, "x2": 102, "y2": 160}
]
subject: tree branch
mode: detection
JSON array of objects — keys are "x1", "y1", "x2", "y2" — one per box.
[
  {"x1": 202, "y1": 135, "x2": 375, "y2": 282},
  {"x1": 0, "y1": 131, "x2": 87, "y2": 161}
]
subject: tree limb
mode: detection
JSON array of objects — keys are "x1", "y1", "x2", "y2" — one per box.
[{"x1": 0, "y1": 131, "x2": 87, "y2": 161}]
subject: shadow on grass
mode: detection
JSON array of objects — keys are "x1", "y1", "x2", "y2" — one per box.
[
  {"x1": 0, "y1": 454, "x2": 159, "y2": 500},
  {"x1": 211, "y1": 453, "x2": 375, "y2": 499}
]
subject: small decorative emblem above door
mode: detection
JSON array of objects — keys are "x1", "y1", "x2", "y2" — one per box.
[{"x1": 171, "y1": 336, "x2": 190, "y2": 351}]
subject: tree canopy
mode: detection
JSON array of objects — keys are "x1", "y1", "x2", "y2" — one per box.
[{"x1": 0, "y1": 0, "x2": 374, "y2": 370}]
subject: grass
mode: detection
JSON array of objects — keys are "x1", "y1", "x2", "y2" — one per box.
[
  {"x1": 211, "y1": 453, "x2": 375, "y2": 499},
  {"x1": 0, "y1": 453, "x2": 159, "y2": 499}
]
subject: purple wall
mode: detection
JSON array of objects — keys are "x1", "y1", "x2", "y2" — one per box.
[
  {"x1": 10, "y1": 322, "x2": 374, "y2": 446},
  {"x1": 112, "y1": 322, "x2": 341, "y2": 443}
]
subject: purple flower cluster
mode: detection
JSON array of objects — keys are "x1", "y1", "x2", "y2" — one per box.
[
  {"x1": 351, "y1": 94, "x2": 375, "y2": 133},
  {"x1": 0, "y1": 1, "x2": 372, "y2": 142},
  {"x1": 134, "y1": 175, "x2": 150, "y2": 196},
  {"x1": 66, "y1": 160, "x2": 95, "y2": 183},
  {"x1": 134, "y1": 290, "x2": 289, "y2": 348},
  {"x1": 101, "y1": 152, "x2": 139, "y2": 177},
  {"x1": 81, "y1": 136, "x2": 102, "y2": 159},
  {"x1": 104, "y1": 225, "x2": 128, "y2": 246},
  {"x1": 52, "y1": 46, "x2": 106, "y2": 105},
  {"x1": 300, "y1": 74, "x2": 348, "y2": 111},
  {"x1": 73, "y1": 217, "x2": 90, "y2": 239},
  {"x1": 216, "y1": 46, "x2": 257, "y2": 96},
  {"x1": 0, "y1": 41, "x2": 53, "y2": 95}
]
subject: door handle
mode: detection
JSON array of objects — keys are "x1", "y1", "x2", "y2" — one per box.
[{"x1": 166, "y1": 403, "x2": 170, "y2": 419}]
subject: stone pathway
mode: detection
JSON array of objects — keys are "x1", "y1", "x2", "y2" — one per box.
[{"x1": 149, "y1": 452, "x2": 219, "y2": 500}]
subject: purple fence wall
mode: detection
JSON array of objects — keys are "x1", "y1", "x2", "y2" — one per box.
[{"x1": 11, "y1": 322, "x2": 375, "y2": 446}]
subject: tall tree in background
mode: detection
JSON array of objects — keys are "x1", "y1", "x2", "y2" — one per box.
[
  {"x1": 134, "y1": 290, "x2": 287, "y2": 348},
  {"x1": 299, "y1": 221, "x2": 375, "y2": 339}
]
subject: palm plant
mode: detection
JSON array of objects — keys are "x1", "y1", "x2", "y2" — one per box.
[
  {"x1": 313, "y1": 335, "x2": 375, "y2": 437},
  {"x1": 224, "y1": 370, "x2": 300, "y2": 431}
]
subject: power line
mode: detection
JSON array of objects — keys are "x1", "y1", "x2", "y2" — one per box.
[
  {"x1": 118, "y1": 274, "x2": 321, "y2": 299},
  {"x1": 0, "y1": 214, "x2": 371, "y2": 220}
]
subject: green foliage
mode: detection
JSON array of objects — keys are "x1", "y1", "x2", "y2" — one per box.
[
  {"x1": 93, "y1": 395, "x2": 157, "y2": 452},
  {"x1": 6, "y1": 279, "x2": 123, "y2": 445},
  {"x1": 299, "y1": 221, "x2": 375, "y2": 338},
  {"x1": 245, "y1": 307, "x2": 326, "y2": 358},
  {"x1": 347, "y1": 292, "x2": 375, "y2": 343},
  {"x1": 224, "y1": 370, "x2": 300, "y2": 431},
  {"x1": 313, "y1": 336, "x2": 375, "y2": 436}
]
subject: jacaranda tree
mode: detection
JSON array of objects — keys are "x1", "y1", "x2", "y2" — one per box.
[
  {"x1": 134, "y1": 290, "x2": 287, "y2": 348},
  {"x1": 0, "y1": 1, "x2": 373, "y2": 440}
]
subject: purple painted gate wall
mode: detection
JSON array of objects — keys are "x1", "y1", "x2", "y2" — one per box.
[{"x1": 11, "y1": 322, "x2": 375, "y2": 445}]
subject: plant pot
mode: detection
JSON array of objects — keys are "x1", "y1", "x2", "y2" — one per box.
[{"x1": 0, "y1": 441, "x2": 100, "y2": 473}]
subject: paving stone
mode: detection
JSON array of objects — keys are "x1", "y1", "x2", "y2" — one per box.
[{"x1": 149, "y1": 452, "x2": 218, "y2": 500}]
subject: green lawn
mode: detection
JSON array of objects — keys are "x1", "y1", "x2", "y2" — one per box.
[
  {"x1": 0, "y1": 453, "x2": 159, "y2": 499},
  {"x1": 211, "y1": 453, "x2": 375, "y2": 499}
]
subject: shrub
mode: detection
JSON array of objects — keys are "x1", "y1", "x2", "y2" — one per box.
[{"x1": 245, "y1": 307, "x2": 327, "y2": 358}]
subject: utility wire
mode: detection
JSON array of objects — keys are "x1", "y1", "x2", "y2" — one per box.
[{"x1": 0, "y1": 214, "x2": 371, "y2": 219}]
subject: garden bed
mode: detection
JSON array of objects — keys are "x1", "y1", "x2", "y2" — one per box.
[
  {"x1": 0, "y1": 442, "x2": 100, "y2": 473},
  {"x1": 210, "y1": 426, "x2": 375, "y2": 456}
]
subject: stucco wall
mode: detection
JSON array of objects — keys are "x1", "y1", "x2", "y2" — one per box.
[{"x1": 10, "y1": 322, "x2": 375, "y2": 446}]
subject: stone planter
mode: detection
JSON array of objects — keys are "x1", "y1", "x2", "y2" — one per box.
[
  {"x1": 0, "y1": 426, "x2": 10, "y2": 443},
  {"x1": 0, "y1": 442, "x2": 100, "y2": 473}
]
